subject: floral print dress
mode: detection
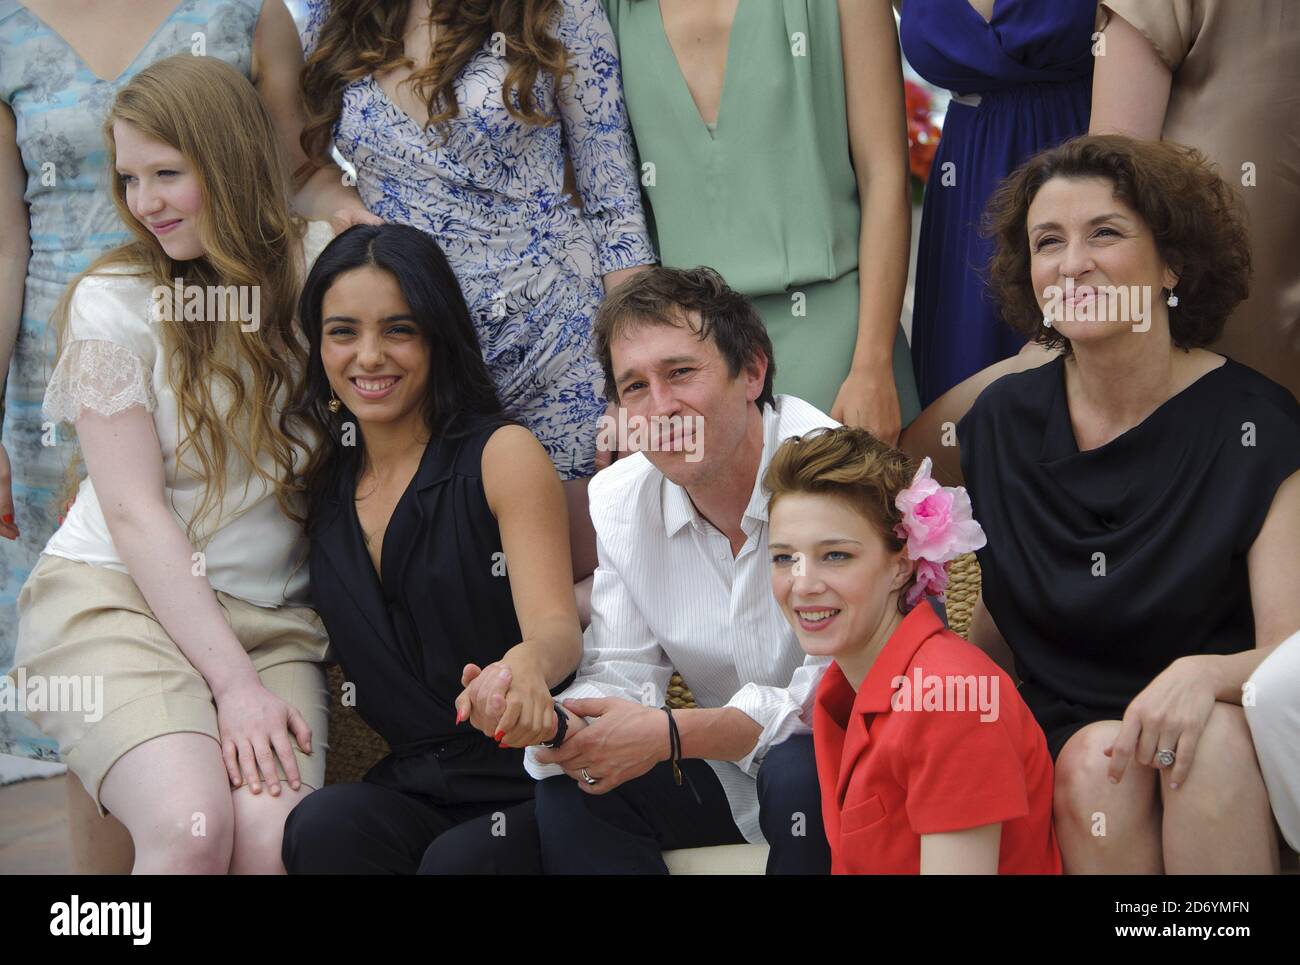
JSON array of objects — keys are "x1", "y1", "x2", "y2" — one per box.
[{"x1": 303, "y1": 0, "x2": 656, "y2": 479}]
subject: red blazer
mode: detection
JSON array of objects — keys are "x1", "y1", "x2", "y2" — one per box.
[{"x1": 813, "y1": 604, "x2": 1062, "y2": 874}]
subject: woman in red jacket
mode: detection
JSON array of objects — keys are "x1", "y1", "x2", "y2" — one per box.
[{"x1": 765, "y1": 426, "x2": 1061, "y2": 874}]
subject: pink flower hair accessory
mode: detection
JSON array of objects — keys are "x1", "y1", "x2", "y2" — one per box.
[{"x1": 894, "y1": 457, "x2": 986, "y2": 607}]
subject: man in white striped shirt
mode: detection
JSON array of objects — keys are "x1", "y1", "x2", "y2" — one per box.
[{"x1": 523, "y1": 267, "x2": 835, "y2": 873}]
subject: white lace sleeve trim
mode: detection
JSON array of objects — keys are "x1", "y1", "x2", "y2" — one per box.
[{"x1": 42, "y1": 339, "x2": 157, "y2": 424}]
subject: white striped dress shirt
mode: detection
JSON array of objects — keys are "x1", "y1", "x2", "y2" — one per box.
[{"x1": 524, "y1": 395, "x2": 837, "y2": 843}]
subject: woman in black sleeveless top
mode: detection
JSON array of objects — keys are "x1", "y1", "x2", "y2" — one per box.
[
  {"x1": 280, "y1": 224, "x2": 581, "y2": 874},
  {"x1": 955, "y1": 136, "x2": 1300, "y2": 874}
]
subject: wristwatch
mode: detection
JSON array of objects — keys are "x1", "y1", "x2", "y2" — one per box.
[{"x1": 541, "y1": 703, "x2": 568, "y2": 748}]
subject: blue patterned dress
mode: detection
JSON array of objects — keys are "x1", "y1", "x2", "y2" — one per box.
[
  {"x1": 302, "y1": 0, "x2": 656, "y2": 479},
  {"x1": 0, "y1": 0, "x2": 264, "y2": 758}
]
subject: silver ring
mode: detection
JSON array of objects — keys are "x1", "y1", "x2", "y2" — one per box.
[
  {"x1": 580, "y1": 767, "x2": 598, "y2": 785},
  {"x1": 1155, "y1": 748, "x2": 1176, "y2": 768}
]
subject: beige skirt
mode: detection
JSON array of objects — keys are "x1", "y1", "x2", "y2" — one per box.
[{"x1": 13, "y1": 553, "x2": 331, "y2": 816}]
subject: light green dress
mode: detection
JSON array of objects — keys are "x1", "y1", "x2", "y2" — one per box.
[{"x1": 603, "y1": 0, "x2": 919, "y2": 421}]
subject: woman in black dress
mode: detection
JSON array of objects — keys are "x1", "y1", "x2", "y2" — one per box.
[
  {"x1": 956, "y1": 135, "x2": 1300, "y2": 873},
  {"x1": 279, "y1": 224, "x2": 582, "y2": 874}
]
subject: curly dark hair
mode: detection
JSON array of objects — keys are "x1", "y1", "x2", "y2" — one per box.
[{"x1": 984, "y1": 134, "x2": 1252, "y2": 352}]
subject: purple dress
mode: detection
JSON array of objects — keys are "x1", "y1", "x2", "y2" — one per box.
[{"x1": 901, "y1": 0, "x2": 1096, "y2": 407}]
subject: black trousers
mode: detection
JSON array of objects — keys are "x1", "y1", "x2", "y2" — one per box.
[
  {"x1": 281, "y1": 781, "x2": 543, "y2": 874},
  {"x1": 534, "y1": 733, "x2": 830, "y2": 874},
  {"x1": 283, "y1": 735, "x2": 829, "y2": 874}
]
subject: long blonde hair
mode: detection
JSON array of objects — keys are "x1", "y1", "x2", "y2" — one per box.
[{"x1": 51, "y1": 54, "x2": 311, "y2": 541}]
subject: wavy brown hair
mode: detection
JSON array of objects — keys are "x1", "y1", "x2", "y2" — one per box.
[
  {"x1": 984, "y1": 133, "x2": 1253, "y2": 353},
  {"x1": 764, "y1": 427, "x2": 920, "y2": 614},
  {"x1": 50, "y1": 55, "x2": 311, "y2": 542},
  {"x1": 300, "y1": 0, "x2": 569, "y2": 167}
]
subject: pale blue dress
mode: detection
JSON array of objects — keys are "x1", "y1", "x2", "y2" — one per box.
[
  {"x1": 0, "y1": 0, "x2": 264, "y2": 758},
  {"x1": 302, "y1": 0, "x2": 656, "y2": 479}
]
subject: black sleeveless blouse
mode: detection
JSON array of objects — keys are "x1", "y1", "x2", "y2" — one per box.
[{"x1": 309, "y1": 418, "x2": 556, "y2": 803}]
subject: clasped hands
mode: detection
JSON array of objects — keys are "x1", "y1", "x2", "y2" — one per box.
[{"x1": 455, "y1": 659, "x2": 669, "y2": 795}]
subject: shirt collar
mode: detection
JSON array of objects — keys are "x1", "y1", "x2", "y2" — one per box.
[
  {"x1": 661, "y1": 401, "x2": 782, "y2": 538},
  {"x1": 856, "y1": 603, "x2": 947, "y2": 714}
]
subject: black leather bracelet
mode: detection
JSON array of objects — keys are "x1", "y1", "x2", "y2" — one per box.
[
  {"x1": 541, "y1": 702, "x2": 568, "y2": 748},
  {"x1": 662, "y1": 707, "x2": 702, "y2": 805}
]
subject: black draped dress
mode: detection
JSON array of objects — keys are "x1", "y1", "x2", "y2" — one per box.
[{"x1": 958, "y1": 356, "x2": 1300, "y2": 758}]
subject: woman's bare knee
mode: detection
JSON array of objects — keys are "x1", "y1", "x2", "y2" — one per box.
[
  {"x1": 99, "y1": 734, "x2": 235, "y2": 874},
  {"x1": 1053, "y1": 722, "x2": 1162, "y2": 872},
  {"x1": 1161, "y1": 702, "x2": 1277, "y2": 873},
  {"x1": 229, "y1": 783, "x2": 315, "y2": 875}
]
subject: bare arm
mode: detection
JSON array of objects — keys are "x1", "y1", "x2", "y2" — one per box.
[
  {"x1": 1203, "y1": 469, "x2": 1300, "y2": 702},
  {"x1": 77, "y1": 402, "x2": 311, "y2": 793},
  {"x1": 528, "y1": 622, "x2": 779, "y2": 784},
  {"x1": 0, "y1": 100, "x2": 28, "y2": 398},
  {"x1": 77, "y1": 405, "x2": 259, "y2": 697},
  {"x1": 967, "y1": 590, "x2": 1018, "y2": 681},
  {"x1": 0, "y1": 100, "x2": 29, "y2": 540},
  {"x1": 464, "y1": 425, "x2": 584, "y2": 747},
  {"x1": 899, "y1": 342, "x2": 1059, "y2": 486},
  {"x1": 667, "y1": 705, "x2": 763, "y2": 762},
  {"x1": 836, "y1": 0, "x2": 912, "y2": 442},
  {"x1": 920, "y1": 822, "x2": 1002, "y2": 874},
  {"x1": 250, "y1": 0, "x2": 376, "y2": 230},
  {"x1": 1089, "y1": 10, "x2": 1172, "y2": 139},
  {"x1": 482, "y1": 425, "x2": 584, "y2": 688},
  {"x1": 1106, "y1": 470, "x2": 1300, "y2": 787}
]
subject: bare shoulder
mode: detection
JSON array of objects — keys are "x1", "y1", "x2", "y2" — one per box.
[
  {"x1": 251, "y1": 0, "x2": 301, "y2": 80},
  {"x1": 482, "y1": 423, "x2": 549, "y2": 466},
  {"x1": 481, "y1": 424, "x2": 559, "y2": 514}
]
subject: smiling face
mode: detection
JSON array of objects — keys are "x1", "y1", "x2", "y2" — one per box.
[
  {"x1": 610, "y1": 313, "x2": 765, "y2": 489},
  {"x1": 1027, "y1": 175, "x2": 1178, "y2": 343},
  {"x1": 113, "y1": 119, "x2": 205, "y2": 261},
  {"x1": 769, "y1": 492, "x2": 911, "y2": 661},
  {"x1": 319, "y1": 265, "x2": 430, "y2": 430}
]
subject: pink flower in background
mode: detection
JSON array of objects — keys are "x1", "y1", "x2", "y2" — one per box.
[
  {"x1": 906, "y1": 559, "x2": 948, "y2": 608},
  {"x1": 895, "y1": 457, "x2": 987, "y2": 604}
]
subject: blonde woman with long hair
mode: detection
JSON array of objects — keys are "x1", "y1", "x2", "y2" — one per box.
[
  {"x1": 0, "y1": 0, "x2": 374, "y2": 769},
  {"x1": 13, "y1": 55, "x2": 335, "y2": 874}
]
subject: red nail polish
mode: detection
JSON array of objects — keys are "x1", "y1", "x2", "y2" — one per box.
[
  {"x1": 494, "y1": 730, "x2": 504, "y2": 742},
  {"x1": 2, "y1": 513, "x2": 12, "y2": 524},
  {"x1": 455, "y1": 710, "x2": 463, "y2": 724}
]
